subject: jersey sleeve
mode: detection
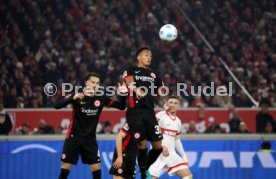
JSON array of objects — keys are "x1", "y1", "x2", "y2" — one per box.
[
  {"x1": 121, "y1": 123, "x2": 130, "y2": 135},
  {"x1": 155, "y1": 111, "x2": 164, "y2": 125},
  {"x1": 103, "y1": 95, "x2": 126, "y2": 110},
  {"x1": 177, "y1": 119, "x2": 182, "y2": 135},
  {"x1": 123, "y1": 67, "x2": 135, "y2": 80},
  {"x1": 54, "y1": 93, "x2": 74, "y2": 109}
]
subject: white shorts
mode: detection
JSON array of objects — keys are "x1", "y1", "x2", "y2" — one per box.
[{"x1": 149, "y1": 150, "x2": 189, "y2": 177}]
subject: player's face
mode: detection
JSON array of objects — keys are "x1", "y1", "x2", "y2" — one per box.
[
  {"x1": 167, "y1": 98, "x2": 179, "y2": 113},
  {"x1": 85, "y1": 76, "x2": 100, "y2": 90},
  {"x1": 138, "y1": 50, "x2": 152, "y2": 67}
]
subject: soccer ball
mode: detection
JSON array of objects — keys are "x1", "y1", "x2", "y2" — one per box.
[{"x1": 159, "y1": 24, "x2": 178, "y2": 41}]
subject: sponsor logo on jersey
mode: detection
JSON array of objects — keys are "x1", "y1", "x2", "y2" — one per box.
[
  {"x1": 161, "y1": 128, "x2": 179, "y2": 136},
  {"x1": 81, "y1": 108, "x2": 99, "y2": 116},
  {"x1": 135, "y1": 75, "x2": 154, "y2": 82},
  {"x1": 94, "y1": 100, "x2": 101, "y2": 107}
]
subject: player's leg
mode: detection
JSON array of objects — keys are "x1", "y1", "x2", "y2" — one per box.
[
  {"x1": 80, "y1": 138, "x2": 101, "y2": 179},
  {"x1": 58, "y1": 162, "x2": 71, "y2": 179},
  {"x1": 166, "y1": 151, "x2": 190, "y2": 178},
  {"x1": 126, "y1": 109, "x2": 148, "y2": 178},
  {"x1": 175, "y1": 168, "x2": 193, "y2": 179},
  {"x1": 148, "y1": 155, "x2": 165, "y2": 179},
  {"x1": 90, "y1": 163, "x2": 101, "y2": 179},
  {"x1": 145, "y1": 111, "x2": 163, "y2": 169},
  {"x1": 123, "y1": 152, "x2": 138, "y2": 179},
  {"x1": 58, "y1": 138, "x2": 80, "y2": 179},
  {"x1": 109, "y1": 149, "x2": 125, "y2": 178}
]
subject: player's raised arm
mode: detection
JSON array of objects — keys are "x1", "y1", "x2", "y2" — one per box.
[
  {"x1": 103, "y1": 83, "x2": 128, "y2": 110},
  {"x1": 123, "y1": 69, "x2": 145, "y2": 100},
  {"x1": 54, "y1": 93, "x2": 84, "y2": 109},
  {"x1": 113, "y1": 130, "x2": 127, "y2": 169}
]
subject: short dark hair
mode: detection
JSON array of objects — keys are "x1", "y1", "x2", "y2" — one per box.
[
  {"x1": 135, "y1": 46, "x2": 151, "y2": 58},
  {"x1": 167, "y1": 95, "x2": 180, "y2": 101},
  {"x1": 85, "y1": 72, "x2": 101, "y2": 82}
]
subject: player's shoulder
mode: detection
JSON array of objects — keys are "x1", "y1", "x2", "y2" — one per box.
[
  {"x1": 156, "y1": 110, "x2": 166, "y2": 115},
  {"x1": 156, "y1": 110, "x2": 166, "y2": 118},
  {"x1": 175, "y1": 115, "x2": 182, "y2": 124}
]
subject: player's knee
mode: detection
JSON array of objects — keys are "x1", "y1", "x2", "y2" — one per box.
[
  {"x1": 90, "y1": 163, "x2": 101, "y2": 172},
  {"x1": 61, "y1": 162, "x2": 72, "y2": 170},
  {"x1": 151, "y1": 140, "x2": 162, "y2": 149},
  {"x1": 137, "y1": 140, "x2": 147, "y2": 149}
]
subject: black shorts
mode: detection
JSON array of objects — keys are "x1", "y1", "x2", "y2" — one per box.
[
  {"x1": 109, "y1": 150, "x2": 137, "y2": 179},
  {"x1": 126, "y1": 107, "x2": 163, "y2": 142},
  {"x1": 61, "y1": 136, "x2": 100, "y2": 165}
]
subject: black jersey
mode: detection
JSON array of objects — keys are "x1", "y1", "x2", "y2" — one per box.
[
  {"x1": 54, "y1": 94, "x2": 125, "y2": 138},
  {"x1": 123, "y1": 66, "x2": 163, "y2": 109},
  {"x1": 120, "y1": 123, "x2": 137, "y2": 153}
]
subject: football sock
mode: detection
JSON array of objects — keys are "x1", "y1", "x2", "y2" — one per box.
[{"x1": 58, "y1": 168, "x2": 70, "y2": 179}]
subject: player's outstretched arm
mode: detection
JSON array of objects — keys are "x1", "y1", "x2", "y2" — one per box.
[
  {"x1": 54, "y1": 93, "x2": 84, "y2": 109},
  {"x1": 104, "y1": 83, "x2": 128, "y2": 110},
  {"x1": 175, "y1": 136, "x2": 187, "y2": 160},
  {"x1": 113, "y1": 130, "x2": 127, "y2": 169}
]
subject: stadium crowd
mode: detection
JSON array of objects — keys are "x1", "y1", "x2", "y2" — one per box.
[{"x1": 0, "y1": 0, "x2": 275, "y2": 134}]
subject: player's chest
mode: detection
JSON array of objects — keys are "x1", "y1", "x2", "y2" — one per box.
[
  {"x1": 161, "y1": 120, "x2": 179, "y2": 131},
  {"x1": 77, "y1": 98, "x2": 103, "y2": 116},
  {"x1": 133, "y1": 70, "x2": 157, "y2": 84}
]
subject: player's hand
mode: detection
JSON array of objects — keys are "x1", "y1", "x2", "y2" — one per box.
[
  {"x1": 117, "y1": 82, "x2": 128, "y2": 94},
  {"x1": 135, "y1": 88, "x2": 145, "y2": 99},
  {"x1": 83, "y1": 87, "x2": 95, "y2": 97},
  {"x1": 162, "y1": 145, "x2": 169, "y2": 157},
  {"x1": 113, "y1": 156, "x2": 123, "y2": 169},
  {"x1": 73, "y1": 93, "x2": 84, "y2": 100}
]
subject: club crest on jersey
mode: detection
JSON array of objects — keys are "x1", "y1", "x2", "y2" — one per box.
[
  {"x1": 94, "y1": 100, "x2": 101, "y2": 107},
  {"x1": 134, "y1": 133, "x2": 140, "y2": 139},
  {"x1": 62, "y1": 154, "x2": 66, "y2": 159},
  {"x1": 151, "y1": 73, "x2": 156, "y2": 78},
  {"x1": 118, "y1": 168, "x2": 123, "y2": 174}
]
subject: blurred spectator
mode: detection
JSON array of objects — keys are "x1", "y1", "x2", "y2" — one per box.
[
  {"x1": 0, "y1": 104, "x2": 12, "y2": 135},
  {"x1": 256, "y1": 99, "x2": 275, "y2": 133},
  {"x1": 205, "y1": 117, "x2": 217, "y2": 133},
  {"x1": 260, "y1": 141, "x2": 274, "y2": 152},
  {"x1": 0, "y1": 0, "x2": 275, "y2": 110},
  {"x1": 264, "y1": 122, "x2": 275, "y2": 134},
  {"x1": 187, "y1": 121, "x2": 199, "y2": 134},
  {"x1": 35, "y1": 119, "x2": 55, "y2": 134},
  {"x1": 99, "y1": 121, "x2": 113, "y2": 134},
  {"x1": 55, "y1": 125, "x2": 67, "y2": 135},
  {"x1": 238, "y1": 122, "x2": 249, "y2": 133},
  {"x1": 16, "y1": 123, "x2": 31, "y2": 135},
  {"x1": 229, "y1": 109, "x2": 242, "y2": 133}
]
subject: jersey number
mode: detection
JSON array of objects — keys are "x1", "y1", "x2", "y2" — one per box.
[{"x1": 154, "y1": 125, "x2": 161, "y2": 134}]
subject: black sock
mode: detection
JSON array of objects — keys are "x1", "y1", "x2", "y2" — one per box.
[
  {"x1": 146, "y1": 148, "x2": 163, "y2": 169},
  {"x1": 137, "y1": 148, "x2": 148, "y2": 173},
  {"x1": 92, "y1": 169, "x2": 101, "y2": 179},
  {"x1": 58, "y1": 168, "x2": 70, "y2": 179}
]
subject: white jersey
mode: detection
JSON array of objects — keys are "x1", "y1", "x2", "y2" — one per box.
[
  {"x1": 149, "y1": 111, "x2": 189, "y2": 177},
  {"x1": 156, "y1": 111, "x2": 182, "y2": 151}
]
